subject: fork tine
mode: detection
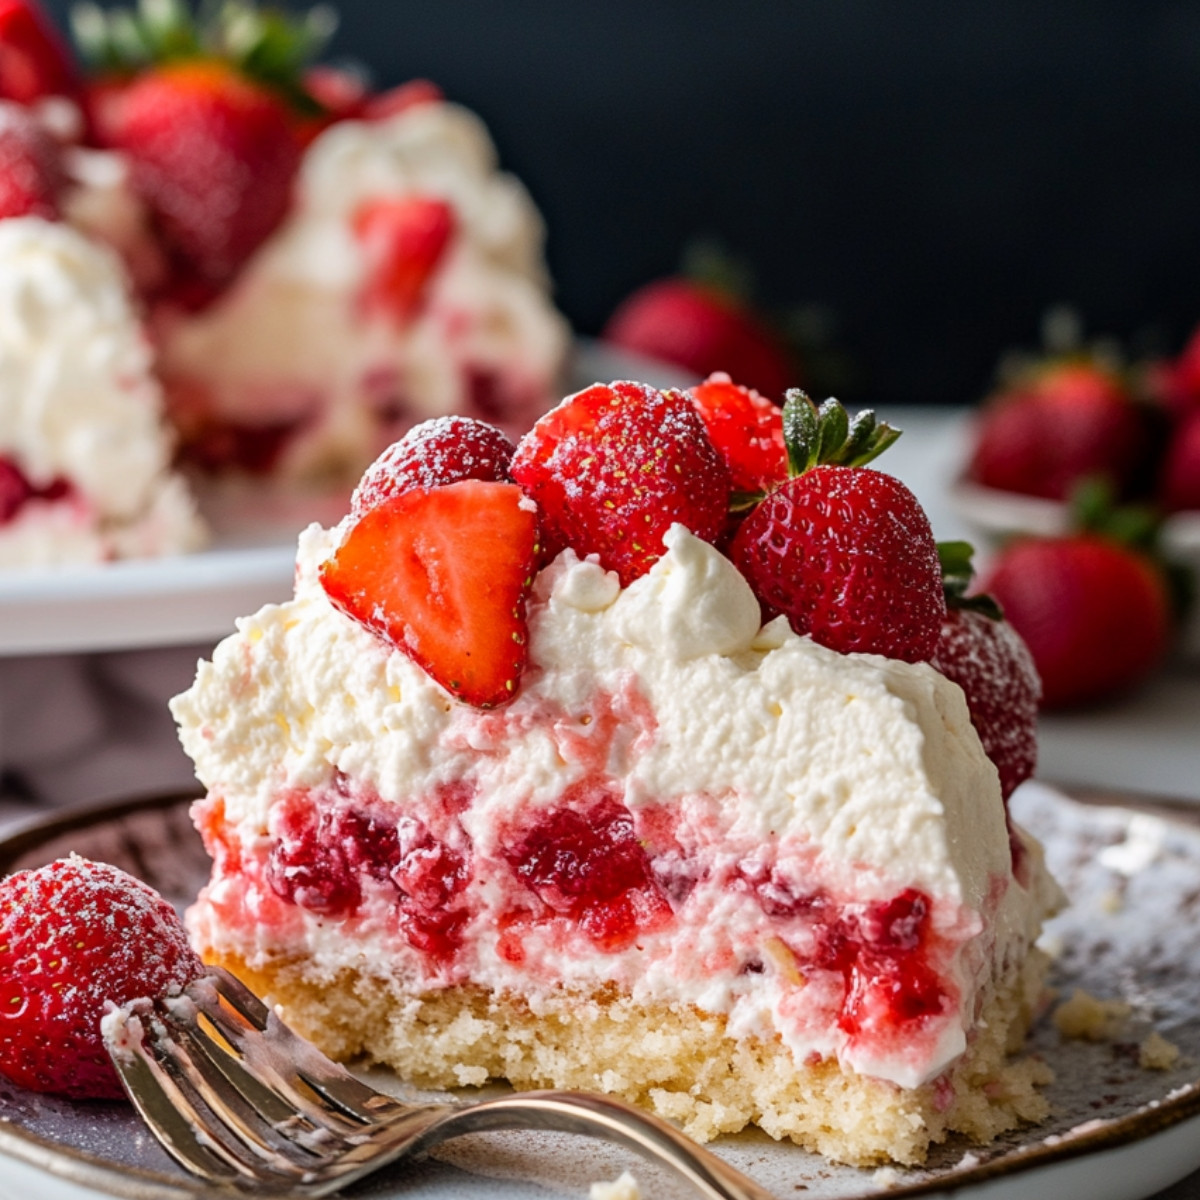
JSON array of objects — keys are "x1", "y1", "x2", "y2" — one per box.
[
  {"x1": 196, "y1": 970, "x2": 409, "y2": 1124},
  {"x1": 111, "y1": 1013, "x2": 286, "y2": 1188}
]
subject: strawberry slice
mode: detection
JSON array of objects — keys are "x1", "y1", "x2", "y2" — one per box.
[
  {"x1": 688, "y1": 371, "x2": 787, "y2": 496},
  {"x1": 0, "y1": 99, "x2": 62, "y2": 219},
  {"x1": 353, "y1": 194, "x2": 455, "y2": 324},
  {"x1": 320, "y1": 479, "x2": 538, "y2": 708}
]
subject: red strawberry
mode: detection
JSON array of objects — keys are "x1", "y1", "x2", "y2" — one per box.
[
  {"x1": 731, "y1": 392, "x2": 945, "y2": 662},
  {"x1": 320, "y1": 479, "x2": 538, "y2": 708},
  {"x1": 0, "y1": 0, "x2": 78, "y2": 106},
  {"x1": 603, "y1": 277, "x2": 794, "y2": 401},
  {"x1": 0, "y1": 98, "x2": 62, "y2": 218},
  {"x1": 1160, "y1": 409, "x2": 1200, "y2": 513},
  {"x1": 967, "y1": 359, "x2": 1150, "y2": 501},
  {"x1": 361, "y1": 78, "x2": 444, "y2": 122},
  {"x1": 353, "y1": 194, "x2": 455, "y2": 324},
  {"x1": 688, "y1": 372, "x2": 787, "y2": 496},
  {"x1": 350, "y1": 416, "x2": 514, "y2": 516},
  {"x1": 510, "y1": 380, "x2": 731, "y2": 585},
  {"x1": 0, "y1": 854, "x2": 204, "y2": 1099},
  {"x1": 104, "y1": 60, "x2": 302, "y2": 296},
  {"x1": 1148, "y1": 323, "x2": 1200, "y2": 419},
  {"x1": 980, "y1": 534, "x2": 1171, "y2": 709},
  {"x1": 929, "y1": 542, "x2": 1040, "y2": 800}
]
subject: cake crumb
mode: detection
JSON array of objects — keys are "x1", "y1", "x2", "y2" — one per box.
[
  {"x1": 872, "y1": 1166, "x2": 902, "y2": 1188},
  {"x1": 1098, "y1": 889, "x2": 1123, "y2": 915},
  {"x1": 1053, "y1": 989, "x2": 1131, "y2": 1041},
  {"x1": 589, "y1": 1170, "x2": 641, "y2": 1200},
  {"x1": 1139, "y1": 1030, "x2": 1181, "y2": 1071}
]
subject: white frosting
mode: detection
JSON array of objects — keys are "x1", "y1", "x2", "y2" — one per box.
[
  {"x1": 174, "y1": 524, "x2": 1058, "y2": 1089},
  {"x1": 155, "y1": 102, "x2": 569, "y2": 480},
  {"x1": 0, "y1": 218, "x2": 205, "y2": 566}
]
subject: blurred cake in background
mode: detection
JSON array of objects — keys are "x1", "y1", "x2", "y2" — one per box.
[
  {"x1": 0, "y1": 0, "x2": 569, "y2": 538},
  {"x1": 0, "y1": 216, "x2": 204, "y2": 566}
]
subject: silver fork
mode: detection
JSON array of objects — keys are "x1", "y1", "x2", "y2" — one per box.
[{"x1": 103, "y1": 968, "x2": 777, "y2": 1199}]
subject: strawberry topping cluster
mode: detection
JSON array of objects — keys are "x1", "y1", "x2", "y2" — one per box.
[
  {"x1": 0, "y1": 854, "x2": 204, "y2": 1099},
  {"x1": 319, "y1": 373, "x2": 1039, "y2": 801}
]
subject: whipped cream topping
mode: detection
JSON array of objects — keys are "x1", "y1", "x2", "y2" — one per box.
[
  {"x1": 155, "y1": 101, "x2": 569, "y2": 480},
  {"x1": 175, "y1": 523, "x2": 1059, "y2": 1088},
  {"x1": 0, "y1": 218, "x2": 204, "y2": 566}
]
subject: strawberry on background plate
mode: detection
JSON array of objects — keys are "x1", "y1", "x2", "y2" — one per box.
[
  {"x1": 0, "y1": 97, "x2": 62, "y2": 218},
  {"x1": 967, "y1": 356, "x2": 1152, "y2": 502},
  {"x1": 930, "y1": 541, "x2": 1040, "y2": 801},
  {"x1": 0, "y1": 854, "x2": 204, "y2": 1100},
  {"x1": 510, "y1": 379, "x2": 732, "y2": 585},
  {"x1": 979, "y1": 485, "x2": 1177, "y2": 709},
  {"x1": 603, "y1": 244, "x2": 797, "y2": 402},
  {"x1": 0, "y1": 0, "x2": 79, "y2": 105},
  {"x1": 320, "y1": 478, "x2": 539, "y2": 709},
  {"x1": 730, "y1": 391, "x2": 945, "y2": 663}
]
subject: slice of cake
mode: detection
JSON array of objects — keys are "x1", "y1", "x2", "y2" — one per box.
[
  {"x1": 0, "y1": 216, "x2": 204, "y2": 567},
  {"x1": 172, "y1": 383, "x2": 1062, "y2": 1167}
]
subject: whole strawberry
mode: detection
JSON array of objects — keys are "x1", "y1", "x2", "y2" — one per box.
[
  {"x1": 930, "y1": 542, "x2": 1040, "y2": 799},
  {"x1": 0, "y1": 854, "x2": 204, "y2": 1099},
  {"x1": 0, "y1": 0, "x2": 79, "y2": 106},
  {"x1": 1159, "y1": 408, "x2": 1200, "y2": 513},
  {"x1": 0, "y1": 99, "x2": 63, "y2": 219},
  {"x1": 350, "y1": 415, "x2": 514, "y2": 516},
  {"x1": 603, "y1": 277, "x2": 794, "y2": 402},
  {"x1": 510, "y1": 380, "x2": 731, "y2": 585},
  {"x1": 730, "y1": 391, "x2": 945, "y2": 662},
  {"x1": 688, "y1": 372, "x2": 787, "y2": 497},
  {"x1": 980, "y1": 525, "x2": 1172, "y2": 709},
  {"x1": 967, "y1": 359, "x2": 1150, "y2": 501}
]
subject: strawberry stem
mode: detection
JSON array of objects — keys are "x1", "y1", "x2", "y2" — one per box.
[
  {"x1": 780, "y1": 389, "x2": 902, "y2": 477},
  {"x1": 938, "y1": 540, "x2": 1004, "y2": 619}
]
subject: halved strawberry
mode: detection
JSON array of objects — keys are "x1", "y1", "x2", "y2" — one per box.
[
  {"x1": 353, "y1": 194, "x2": 456, "y2": 324},
  {"x1": 320, "y1": 479, "x2": 538, "y2": 708},
  {"x1": 361, "y1": 78, "x2": 443, "y2": 122}
]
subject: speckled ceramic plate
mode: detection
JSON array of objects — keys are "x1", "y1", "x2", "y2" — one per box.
[{"x1": 1, "y1": 782, "x2": 1199, "y2": 1200}]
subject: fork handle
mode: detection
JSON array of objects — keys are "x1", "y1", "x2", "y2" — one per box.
[{"x1": 407, "y1": 1090, "x2": 778, "y2": 1200}]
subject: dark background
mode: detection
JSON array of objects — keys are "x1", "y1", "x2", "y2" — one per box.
[{"x1": 44, "y1": 0, "x2": 1200, "y2": 407}]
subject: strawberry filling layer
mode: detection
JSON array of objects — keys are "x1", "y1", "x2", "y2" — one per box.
[{"x1": 193, "y1": 773, "x2": 968, "y2": 1076}]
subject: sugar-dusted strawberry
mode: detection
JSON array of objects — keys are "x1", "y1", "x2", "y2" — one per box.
[
  {"x1": 603, "y1": 277, "x2": 794, "y2": 402},
  {"x1": 0, "y1": 854, "x2": 204, "y2": 1099},
  {"x1": 350, "y1": 416, "x2": 514, "y2": 516},
  {"x1": 510, "y1": 380, "x2": 731, "y2": 585},
  {"x1": 981, "y1": 529, "x2": 1172, "y2": 710},
  {"x1": 0, "y1": 0, "x2": 79, "y2": 106},
  {"x1": 929, "y1": 542, "x2": 1040, "y2": 799},
  {"x1": 353, "y1": 194, "x2": 455, "y2": 324},
  {"x1": 1159, "y1": 409, "x2": 1200, "y2": 513},
  {"x1": 688, "y1": 371, "x2": 787, "y2": 497},
  {"x1": 731, "y1": 392, "x2": 945, "y2": 662},
  {"x1": 320, "y1": 479, "x2": 538, "y2": 708},
  {"x1": 967, "y1": 358, "x2": 1150, "y2": 501},
  {"x1": 0, "y1": 98, "x2": 62, "y2": 218}
]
